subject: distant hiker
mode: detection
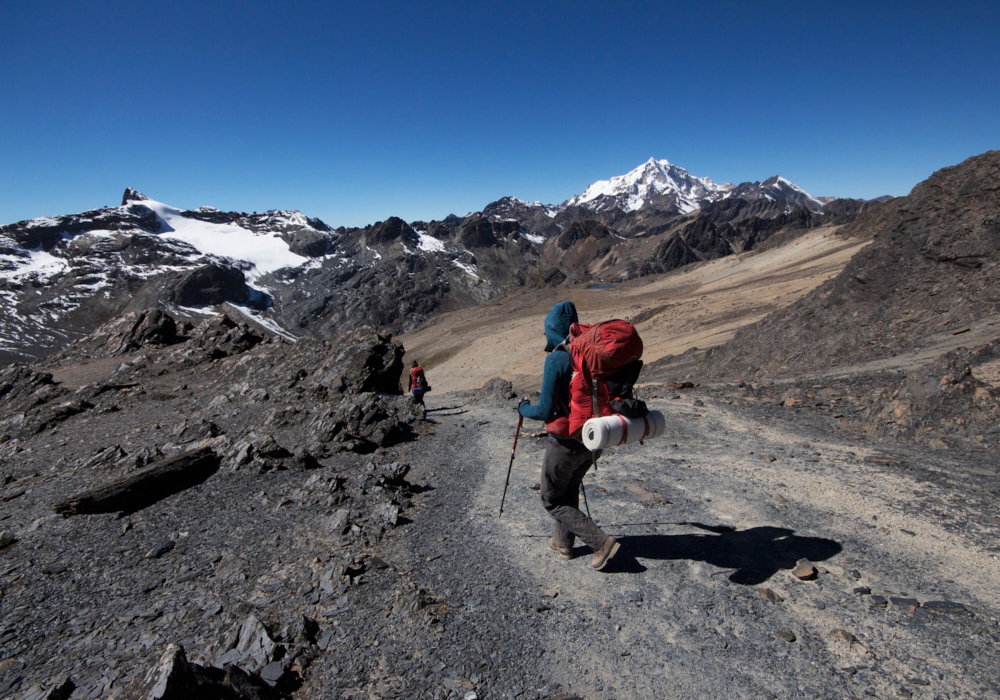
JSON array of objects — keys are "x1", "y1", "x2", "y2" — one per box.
[
  {"x1": 518, "y1": 301, "x2": 620, "y2": 571},
  {"x1": 409, "y1": 360, "x2": 430, "y2": 405}
]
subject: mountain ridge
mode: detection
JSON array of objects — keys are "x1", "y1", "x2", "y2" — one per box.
[{"x1": 1, "y1": 157, "x2": 877, "y2": 365}]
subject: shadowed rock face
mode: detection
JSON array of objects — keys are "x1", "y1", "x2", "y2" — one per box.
[
  {"x1": 169, "y1": 264, "x2": 251, "y2": 307},
  {"x1": 367, "y1": 217, "x2": 418, "y2": 246},
  {"x1": 556, "y1": 221, "x2": 611, "y2": 250},
  {"x1": 459, "y1": 219, "x2": 500, "y2": 249},
  {"x1": 704, "y1": 150, "x2": 1000, "y2": 380}
]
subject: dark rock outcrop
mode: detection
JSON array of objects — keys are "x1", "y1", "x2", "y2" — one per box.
[
  {"x1": 169, "y1": 264, "x2": 251, "y2": 307},
  {"x1": 864, "y1": 340, "x2": 1000, "y2": 446},
  {"x1": 459, "y1": 219, "x2": 500, "y2": 249},
  {"x1": 367, "y1": 217, "x2": 418, "y2": 246},
  {"x1": 556, "y1": 221, "x2": 611, "y2": 250}
]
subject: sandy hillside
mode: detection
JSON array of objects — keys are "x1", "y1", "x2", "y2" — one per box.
[{"x1": 399, "y1": 228, "x2": 869, "y2": 393}]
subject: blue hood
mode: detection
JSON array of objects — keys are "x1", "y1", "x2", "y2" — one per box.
[{"x1": 544, "y1": 301, "x2": 578, "y2": 352}]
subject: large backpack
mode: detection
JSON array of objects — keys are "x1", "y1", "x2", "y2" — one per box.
[{"x1": 566, "y1": 320, "x2": 646, "y2": 438}]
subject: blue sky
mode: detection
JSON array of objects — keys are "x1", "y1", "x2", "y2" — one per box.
[{"x1": 1, "y1": 1, "x2": 998, "y2": 227}]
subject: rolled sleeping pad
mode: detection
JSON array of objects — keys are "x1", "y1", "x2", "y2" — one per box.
[{"x1": 581, "y1": 410, "x2": 666, "y2": 451}]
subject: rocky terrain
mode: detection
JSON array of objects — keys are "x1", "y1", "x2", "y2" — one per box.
[{"x1": 1, "y1": 326, "x2": 998, "y2": 699}]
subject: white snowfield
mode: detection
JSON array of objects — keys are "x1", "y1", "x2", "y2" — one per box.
[{"x1": 142, "y1": 200, "x2": 310, "y2": 281}]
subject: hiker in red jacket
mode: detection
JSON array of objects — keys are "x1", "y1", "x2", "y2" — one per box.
[
  {"x1": 409, "y1": 360, "x2": 429, "y2": 405},
  {"x1": 517, "y1": 301, "x2": 620, "y2": 571}
]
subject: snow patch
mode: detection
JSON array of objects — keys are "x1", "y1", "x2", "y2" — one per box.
[
  {"x1": 452, "y1": 260, "x2": 480, "y2": 279},
  {"x1": 416, "y1": 232, "x2": 447, "y2": 253},
  {"x1": 226, "y1": 304, "x2": 298, "y2": 341},
  {"x1": 142, "y1": 200, "x2": 309, "y2": 281},
  {"x1": 0, "y1": 247, "x2": 68, "y2": 282}
]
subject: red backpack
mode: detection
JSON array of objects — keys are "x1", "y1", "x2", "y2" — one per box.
[{"x1": 545, "y1": 320, "x2": 645, "y2": 439}]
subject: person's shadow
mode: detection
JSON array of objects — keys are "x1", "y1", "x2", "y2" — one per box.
[{"x1": 603, "y1": 523, "x2": 842, "y2": 585}]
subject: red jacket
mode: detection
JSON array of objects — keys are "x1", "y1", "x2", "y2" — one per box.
[{"x1": 409, "y1": 366, "x2": 426, "y2": 391}]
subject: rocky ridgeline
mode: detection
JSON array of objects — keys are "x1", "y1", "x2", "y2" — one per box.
[
  {"x1": 2, "y1": 174, "x2": 872, "y2": 367},
  {"x1": 1, "y1": 310, "x2": 419, "y2": 456},
  {"x1": 705, "y1": 150, "x2": 1000, "y2": 380},
  {"x1": 685, "y1": 150, "x2": 1000, "y2": 449}
]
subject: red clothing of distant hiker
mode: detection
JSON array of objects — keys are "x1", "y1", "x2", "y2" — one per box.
[{"x1": 409, "y1": 365, "x2": 426, "y2": 391}]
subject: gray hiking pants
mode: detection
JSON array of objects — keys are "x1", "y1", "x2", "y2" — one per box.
[{"x1": 540, "y1": 434, "x2": 608, "y2": 552}]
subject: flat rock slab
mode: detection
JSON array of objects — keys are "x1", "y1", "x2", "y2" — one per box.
[{"x1": 922, "y1": 600, "x2": 967, "y2": 614}]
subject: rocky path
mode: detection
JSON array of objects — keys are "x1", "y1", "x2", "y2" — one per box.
[
  {"x1": 2, "y1": 381, "x2": 998, "y2": 699},
  {"x1": 369, "y1": 389, "x2": 1000, "y2": 700}
]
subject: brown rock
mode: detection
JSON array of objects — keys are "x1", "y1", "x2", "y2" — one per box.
[{"x1": 791, "y1": 558, "x2": 817, "y2": 580}]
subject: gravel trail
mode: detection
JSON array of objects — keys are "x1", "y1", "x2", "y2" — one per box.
[{"x1": 375, "y1": 389, "x2": 1000, "y2": 700}]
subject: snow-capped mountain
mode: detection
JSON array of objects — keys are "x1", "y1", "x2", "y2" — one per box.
[
  {"x1": 561, "y1": 158, "x2": 824, "y2": 215},
  {"x1": 725, "y1": 175, "x2": 824, "y2": 211},
  {"x1": 563, "y1": 158, "x2": 735, "y2": 214}
]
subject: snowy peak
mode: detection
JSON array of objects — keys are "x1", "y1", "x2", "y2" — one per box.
[
  {"x1": 562, "y1": 158, "x2": 829, "y2": 216},
  {"x1": 564, "y1": 158, "x2": 734, "y2": 215},
  {"x1": 725, "y1": 176, "x2": 824, "y2": 211}
]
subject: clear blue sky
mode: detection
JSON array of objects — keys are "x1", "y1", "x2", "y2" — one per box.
[{"x1": 2, "y1": 1, "x2": 998, "y2": 227}]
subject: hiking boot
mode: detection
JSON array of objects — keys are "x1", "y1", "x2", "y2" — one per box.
[
  {"x1": 591, "y1": 536, "x2": 620, "y2": 571},
  {"x1": 548, "y1": 537, "x2": 573, "y2": 560}
]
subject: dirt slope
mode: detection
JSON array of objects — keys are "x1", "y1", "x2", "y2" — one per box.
[
  {"x1": 705, "y1": 150, "x2": 1000, "y2": 381},
  {"x1": 400, "y1": 228, "x2": 869, "y2": 394}
]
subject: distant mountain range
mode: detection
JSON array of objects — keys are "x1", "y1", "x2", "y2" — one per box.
[
  {"x1": 563, "y1": 158, "x2": 824, "y2": 214},
  {"x1": 0, "y1": 158, "x2": 885, "y2": 364}
]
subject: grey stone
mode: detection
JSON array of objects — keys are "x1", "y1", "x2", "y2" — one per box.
[
  {"x1": 379, "y1": 504, "x2": 400, "y2": 526},
  {"x1": 235, "y1": 614, "x2": 278, "y2": 673},
  {"x1": 201, "y1": 602, "x2": 223, "y2": 618},
  {"x1": 217, "y1": 649, "x2": 242, "y2": 666},
  {"x1": 260, "y1": 660, "x2": 285, "y2": 684},
  {"x1": 328, "y1": 509, "x2": 351, "y2": 536},
  {"x1": 145, "y1": 540, "x2": 177, "y2": 559},
  {"x1": 889, "y1": 597, "x2": 919, "y2": 608},
  {"x1": 317, "y1": 629, "x2": 334, "y2": 651},
  {"x1": 141, "y1": 578, "x2": 164, "y2": 593}
]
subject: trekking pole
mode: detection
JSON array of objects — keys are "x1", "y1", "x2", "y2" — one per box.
[
  {"x1": 498, "y1": 413, "x2": 524, "y2": 517},
  {"x1": 580, "y1": 481, "x2": 592, "y2": 519}
]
